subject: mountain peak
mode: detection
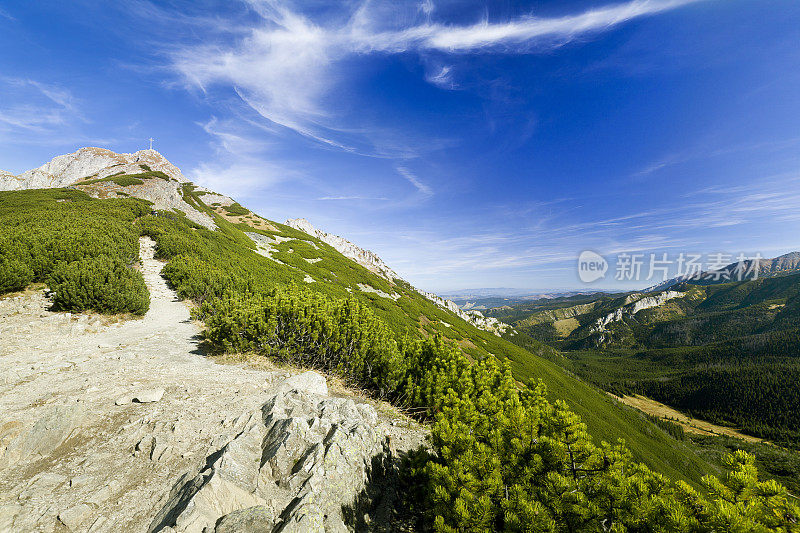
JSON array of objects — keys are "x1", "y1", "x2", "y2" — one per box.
[{"x1": 0, "y1": 146, "x2": 187, "y2": 192}]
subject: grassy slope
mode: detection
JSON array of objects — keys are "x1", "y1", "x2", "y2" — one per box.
[{"x1": 1, "y1": 185, "x2": 718, "y2": 487}]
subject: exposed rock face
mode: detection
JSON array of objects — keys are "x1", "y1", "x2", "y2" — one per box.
[
  {"x1": 285, "y1": 218, "x2": 401, "y2": 282},
  {"x1": 0, "y1": 147, "x2": 216, "y2": 229},
  {"x1": 286, "y1": 218, "x2": 512, "y2": 336},
  {"x1": 591, "y1": 290, "x2": 685, "y2": 332},
  {"x1": 0, "y1": 147, "x2": 187, "y2": 191},
  {"x1": 77, "y1": 174, "x2": 216, "y2": 229},
  {"x1": 150, "y1": 385, "x2": 384, "y2": 533}
]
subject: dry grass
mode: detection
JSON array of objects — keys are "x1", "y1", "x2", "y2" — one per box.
[
  {"x1": 553, "y1": 317, "x2": 580, "y2": 336},
  {"x1": 457, "y1": 338, "x2": 478, "y2": 350},
  {"x1": 210, "y1": 205, "x2": 277, "y2": 231},
  {"x1": 0, "y1": 283, "x2": 46, "y2": 300},
  {"x1": 615, "y1": 393, "x2": 765, "y2": 443}
]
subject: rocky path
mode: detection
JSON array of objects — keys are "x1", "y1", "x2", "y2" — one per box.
[{"x1": 0, "y1": 238, "x2": 422, "y2": 532}]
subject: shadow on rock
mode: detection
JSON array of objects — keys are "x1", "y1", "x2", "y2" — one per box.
[{"x1": 342, "y1": 441, "x2": 430, "y2": 532}]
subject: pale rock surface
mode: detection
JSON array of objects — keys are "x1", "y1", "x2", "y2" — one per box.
[
  {"x1": 0, "y1": 237, "x2": 424, "y2": 532},
  {"x1": 151, "y1": 388, "x2": 383, "y2": 532},
  {"x1": 285, "y1": 218, "x2": 401, "y2": 281},
  {"x1": 134, "y1": 389, "x2": 165, "y2": 403},
  {"x1": 77, "y1": 175, "x2": 216, "y2": 229},
  {"x1": 357, "y1": 283, "x2": 400, "y2": 301},
  {"x1": 590, "y1": 290, "x2": 686, "y2": 332},
  {"x1": 281, "y1": 371, "x2": 328, "y2": 396},
  {"x1": 0, "y1": 147, "x2": 216, "y2": 229},
  {"x1": 0, "y1": 147, "x2": 187, "y2": 191},
  {"x1": 419, "y1": 289, "x2": 512, "y2": 336}
]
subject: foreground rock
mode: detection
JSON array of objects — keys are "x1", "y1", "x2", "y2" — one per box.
[{"x1": 151, "y1": 385, "x2": 383, "y2": 532}]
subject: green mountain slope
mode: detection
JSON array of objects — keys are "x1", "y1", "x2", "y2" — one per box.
[{"x1": 0, "y1": 181, "x2": 722, "y2": 488}]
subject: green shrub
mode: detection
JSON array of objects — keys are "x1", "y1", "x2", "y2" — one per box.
[
  {"x1": 0, "y1": 189, "x2": 150, "y2": 310},
  {"x1": 48, "y1": 255, "x2": 149, "y2": 315},
  {"x1": 197, "y1": 287, "x2": 407, "y2": 394},
  {"x1": 197, "y1": 287, "x2": 799, "y2": 531},
  {"x1": 108, "y1": 175, "x2": 144, "y2": 186},
  {"x1": 0, "y1": 257, "x2": 33, "y2": 293},
  {"x1": 222, "y1": 202, "x2": 250, "y2": 216}
]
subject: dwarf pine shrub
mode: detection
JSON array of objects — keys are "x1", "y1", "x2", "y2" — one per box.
[
  {"x1": 0, "y1": 257, "x2": 33, "y2": 293},
  {"x1": 0, "y1": 189, "x2": 150, "y2": 313},
  {"x1": 48, "y1": 255, "x2": 149, "y2": 315}
]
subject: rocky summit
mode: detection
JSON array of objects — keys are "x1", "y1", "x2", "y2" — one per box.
[{"x1": 0, "y1": 147, "x2": 188, "y2": 191}]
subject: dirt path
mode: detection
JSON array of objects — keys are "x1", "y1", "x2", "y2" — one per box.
[
  {"x1": 0, "y1": 238, "x2": 423, "y2": 533},
  {"x1": 0, "y1": 238, "x2": 422, "y2": 532},
  {"x1": 0, "y1": 238, "x2": 294, "y2": 531}
]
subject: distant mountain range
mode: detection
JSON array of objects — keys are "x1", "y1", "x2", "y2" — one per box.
[
  {"x1": 645, "y1": 251, "x2": 800, "y2": 292},
  {"x1": 440, "y1": 288, "x2": 602, "y2": 299}
]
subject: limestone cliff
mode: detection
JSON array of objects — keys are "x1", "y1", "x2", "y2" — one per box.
[
  {"x1": 285, "y1": 218, "x2": 401, "y2": 281},
  {"x1": 590, "y1": 290, "x2": 685, "y2": 332}
]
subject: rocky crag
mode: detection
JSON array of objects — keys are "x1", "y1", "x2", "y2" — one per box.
[
  {"x1": 590, "y1": 290, "x2": 686, "y2": 332},
  {"x1": 0, "y1": 147, "x2": 218, "y2": 229}
]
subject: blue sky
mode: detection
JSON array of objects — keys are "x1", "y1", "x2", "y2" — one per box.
[{"x1": 1, "y1": 0, "x2": 799, "y2": 292}]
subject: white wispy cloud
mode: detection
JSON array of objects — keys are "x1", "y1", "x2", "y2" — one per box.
[
  {"x1": 190, "y1": 161, "x2": 295, "y2": 199},
  {"x1": 0, "y1": 78, "x2": 81, "y2": 132},
  {"x1": 171, "y1": 0, "x2": 703, "y2": 150},
  {"x1": 425, "y1": 65, "x2": 456, "y2": 89},
  {"x1": 396, "y1": 165, "x2": 433, "y2": 198},
  {"x1": 318, "y1": 195, "x2": 389, "y2": 201}
]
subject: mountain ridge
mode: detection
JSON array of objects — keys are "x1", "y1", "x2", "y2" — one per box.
[
  {"x1": 0, "y1": 148, "x2": 510, "y2": 336},
  {"x1": 285, "y1": 217, "x2": 511, "y2": 334},
  {"x1": 644, "y1": 251, "x2": 800, "y2": 292}
]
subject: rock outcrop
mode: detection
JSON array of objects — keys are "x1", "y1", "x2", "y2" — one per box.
[
  {"x1": 286, "y1": 218, "x2": 512, "y2": 336},
  {"x1": 150, "y1": 383, "x2": 384, "y2": 533},
  {"x1": 0, "y1": 147, "x2": 187, "y2": 191},
  {"x1": 418, "y1": 289, "x2": 512, "y2": 335},
  {"x1": 285, "y1": 218, "x2": 401, "y2": 282},
  {"x1": 0, "y1": 147, "x2": 218, "y2": 229},
  {"x1": 591, "y1": 290, "x2": 685, "y2": 332}
]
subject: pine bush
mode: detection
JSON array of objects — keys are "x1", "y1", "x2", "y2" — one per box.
[
  {"x1": 0, "y1": 257, "x2": 33, "y2": 293},
  {"x1": 48, "y1": 255, "x2": 149, "y2": 315}
]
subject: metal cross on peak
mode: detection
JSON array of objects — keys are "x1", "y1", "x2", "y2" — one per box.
[{"x1": 148, "y1": 137, "x2": 155, "y2": 150}]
